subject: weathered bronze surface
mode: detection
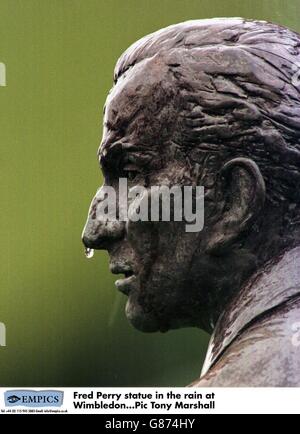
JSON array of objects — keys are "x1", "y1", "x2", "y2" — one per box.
[{"x1": 83, "y1": 18, "x2": 300, "y2": 386}]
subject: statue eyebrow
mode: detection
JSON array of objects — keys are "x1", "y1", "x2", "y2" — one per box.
[{"x1": 98, "y1": 142, "x2": 142, "y2": 168}]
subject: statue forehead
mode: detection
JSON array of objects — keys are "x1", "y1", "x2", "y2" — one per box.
[
  {"x1": 100, "y1": 56, "x2": 178, "y2": 156},
  {"x1": 105, "y1": 57, "x2": 169, "y2": 125}
]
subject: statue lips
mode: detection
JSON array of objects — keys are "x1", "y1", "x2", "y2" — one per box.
[{"x1": 110, "y1": 263, "x2": 136, "y2": 295}]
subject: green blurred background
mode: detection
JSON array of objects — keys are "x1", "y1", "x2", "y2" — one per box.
[{"x1": 0, "y1": 0, "x2": 299, "y2": 386}]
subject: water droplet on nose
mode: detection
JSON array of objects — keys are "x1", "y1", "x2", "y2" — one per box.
[{"x1": 84, "y1": 247, "x2": 94, "y2": 259}]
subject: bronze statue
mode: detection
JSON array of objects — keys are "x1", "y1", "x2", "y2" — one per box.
[{"x1": 82, "y1": 18, "x2": 300, "y2": 386}]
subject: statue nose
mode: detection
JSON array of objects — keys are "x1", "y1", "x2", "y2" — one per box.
[
  {"x1": 82, "y1": 187, "x2": 125, "y2": 250},
  {"x1": 82, "y1": 217, "x2": 107, "y2": 249}
]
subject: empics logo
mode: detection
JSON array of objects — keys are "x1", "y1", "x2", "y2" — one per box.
[
  {"x1": 6, "y1": 395, "x2": 21, "y2": 404},
  {"x1": 4, "y1": 390, "x2": 64, "y2": 407}
]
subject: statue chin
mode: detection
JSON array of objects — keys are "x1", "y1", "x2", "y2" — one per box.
[{"x1": 125, "y1": 299, "x2": 160, "y2": 333}]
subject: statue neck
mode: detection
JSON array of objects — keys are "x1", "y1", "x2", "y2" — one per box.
[{"x1": 201, "y1": 245, "x2": 300, "y2": 376}]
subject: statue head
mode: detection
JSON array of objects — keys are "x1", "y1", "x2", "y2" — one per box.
[{"x1": 82, "y1": 18, "x2": 300, "y2": 334}]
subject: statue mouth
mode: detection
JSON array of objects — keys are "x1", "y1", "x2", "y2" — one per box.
[{"x1": 110, "y1": 263, "x2": 137, "y2": 295}]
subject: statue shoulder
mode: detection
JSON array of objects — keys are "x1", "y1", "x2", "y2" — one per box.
[{"x1": 195, "y1": 297, "x2": 300, "y2": 387}]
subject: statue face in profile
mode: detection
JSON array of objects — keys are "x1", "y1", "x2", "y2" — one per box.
[
  {"x1": 82, "y1": 18, "x2": 300, "y2": 342},
  {"x1": 83, "y1": 59, "x2": 213, "y2": 333}
]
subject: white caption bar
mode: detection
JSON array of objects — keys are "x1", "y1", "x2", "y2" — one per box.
[{"x1": 1, "y1": 387, "x2": 300, "y2": 414}]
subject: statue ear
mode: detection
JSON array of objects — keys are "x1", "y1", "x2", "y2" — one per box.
[{"x1": 206, "y1": 157, "x2": 266, "y2": 255}]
